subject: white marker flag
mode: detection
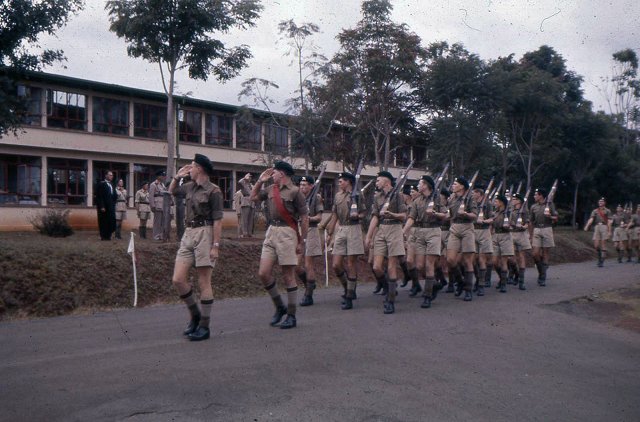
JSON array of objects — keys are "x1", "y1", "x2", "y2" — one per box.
[{"x1": 127, "y1": 232, "x2": 138, "y2": 307}]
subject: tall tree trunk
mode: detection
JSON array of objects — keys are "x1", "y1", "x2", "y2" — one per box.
[{"x1": 166, "y1": 69, "x2": 176, "y2": 177}]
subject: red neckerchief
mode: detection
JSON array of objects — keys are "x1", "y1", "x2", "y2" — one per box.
[
  {"x1": 272, "y1": 183, "x2": 301, "y2": 241},
  {"x1": 596, "y1": 208, "x2": 608, "y2": 224}
]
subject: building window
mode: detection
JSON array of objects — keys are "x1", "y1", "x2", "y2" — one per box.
[
  {"x1": 93, "y1": 161, "x2": 129, "y2": 202},
  {"x1": 134, "y1": 103, "x2": 167, "y2": 140},
  {"x1": 210, "y1": 169, "x2": 233, "y2": 209},
  {"x1": 236, "y1": 121, "x2": 262, "y2": 151},
  {"x1": 265, "y1": 124, "x2": 288, "y2": 155},
  {"x1": 93, "y1": 97, "x2": 129, "y2": 135},
  {"x1": 133, "y1": 164, "x2": 166, "y2": 192},
  {"x1": 395, "y1": 145, "x2": 412, "y2": 167},
  {"x1": 205, "y1": 113, "x2": 232, "y2": 146},
  {"x1": 0, "y1": 154, "x2": 41, "y2": 205},
  {"x1": 178, "y1": 109, "x2": 202, "y2": 144},
  {"x1": 321, "y1": 180, "x2": 335, "y2": 211},
  {"x1": 413, "y1": 145, "x2": 426, "y2": 167},
  {"x1": 46, "y1": 89, "x2": 87, "y2": 131},
  {"x1": 47, "y1": 158, "x2": 87, "y2": 205},
  {"x1": 17, "y1": 85, "x2": 43, "y2": 126}
]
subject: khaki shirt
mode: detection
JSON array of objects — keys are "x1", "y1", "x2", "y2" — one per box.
[
  {"x1": 589, "y1": 207, "x2": 612, "y2": 225},
  {"x1": 509, "y1": 205, "x2": 529, "y2": 230},
  {"x1": 332, "y1": 190, "x2": 366, "y2": 225},
  {"x1": 529, "y1": 202, "x2": 557, "y2": 228},
  {"x1": 409, "y1": 194, "x2": 442, "y2": 225},
  {"x1": 239, "y1": 178, "x2": 254, "y2": 207},
  {"x1": 371, "y1": 191, "x2": 406, "y2": 219},
  {"x1": 258, "y1": 181, "x2": 308, "y2": 224},
  {"x1": 306, "y1": 193, "x2": 324, "y2": 218},
  {"x1": 611, "y1": 213, "x2": 629, "y2": 228},
  {"x1": 135, "y1": 189, "x2": 151, "y2": 213},
  {"x1": 175, "y1": 180, "x2": 224, "y2": 222},
  {"x1": 115, "y1": 188, "x2": 127, "y2": 212},
  {"x1": 474, "y1": 198, "x2": 493, "y2": 229},
  {"x1": 149, "y1": 180, "x2": 168, "y2": 209},
  {"x1": 233, "y1": 190, "x2": 242, "y2": 213},
  {"x1": 448, "y1": 193, "x2": 477, "y2": 224},
  {"x1": 492, "y1": 208, "x2": 510, "y2": 232},
  {"x1": 630, "y1": 214, "x2": 640, "y2": 228}
]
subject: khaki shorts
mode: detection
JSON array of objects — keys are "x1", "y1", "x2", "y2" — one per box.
[
  {"x1": 532, "y1": 227, "x2": 555, "y2": 248},
  {"x1": 475, "y1": 229, "x2": 493, "y2": 254},
  {"x1": 414, "y1": 227, "x2": 442, "y2": 256},
  {"x1": 137, "y1": 211, "x2": 150, "y2": 220},
  {"x1": 612, "y1": 227, "x2": 628, "y2": 242},
  {"x1": 628, "y1": 227, "x2": 639, "y2": 241},
  {"x1": 332, "y1": 224, "x2": 364, "y2": 256},
  {"x1": 374, "y1": 224, "x2": 406, "y2": 257},
  {"x1": 512, "y1": 231, "x2": 532, "y2": 252},
  {"x1": 261, "y1": 225, "x2": 298, "y2": 266},
  {"x1": 441, "y1": 229, "x2": 450, "y2": 250},
  {"x1": 492, "y1": 232, "x2": 515, "y2": 256},
  {"x1": 448, "y1": 223, "x2": 476, "y2": 253},
  {"x1": 592, "y1": 224, "x2": 609, "y2": 241},
  {"x1": 176, "y1": 226, "x2": 216, "y2": 268},
  {"x1": 305, "y1": 227, "x2": 323, "y2": 257},
  {"x1": 115, "y1": 210, "x2": 126, "y2": 221},
  {"x1": 407, "y1": 227, "x2": 417, "y2": 248}
]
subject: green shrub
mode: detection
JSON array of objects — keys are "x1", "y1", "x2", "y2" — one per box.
[{"x1": 30, "y1": 209, "x2": 74, "y2": 237}]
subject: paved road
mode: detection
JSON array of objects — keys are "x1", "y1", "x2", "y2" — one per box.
[{"x1": 1, "y1": 262, "x2": 639, "y2": 422}]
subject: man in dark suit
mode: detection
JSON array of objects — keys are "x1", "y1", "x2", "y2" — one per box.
[{"x1": 96, "y1": 171, "x2": 117, "y2": 240}]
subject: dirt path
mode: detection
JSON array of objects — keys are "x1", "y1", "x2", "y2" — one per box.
[{"x1": 1, "y1": 261, "x2": 638, "y2": 421}]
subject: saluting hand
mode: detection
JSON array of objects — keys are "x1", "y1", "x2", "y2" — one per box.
[
  {"x1": 176, "y1": 164, "x2": 192, "y2": 179},
  {"x1": 259, "y1": 168, "x2": 274, "y2": 183}
]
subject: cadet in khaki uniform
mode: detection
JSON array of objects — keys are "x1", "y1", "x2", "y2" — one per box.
[
  {"x1": 296, "y1": 175, "x2": 324, "y2": 307},
  {"x1": 509, "y1": 193, "x2": 531, "y2": 289},
  {"x1": 169, "y1": 154, "x2": 223, "y2": 341},
  {"x1": 114, "y1": 179, "x2": 127, "y2": 240},
  {"x1": 149, "y1": 170, "x2": 168, "y2": 241},
  {"x1": 471, "y1": 186, "x2": 493, "y2": 297},
  {"x1": 251, "y1": 161, "x2": 309, "y2": 329},
  {"x1": 446, "y1": 177, "x2": 477, "y2": 302},
  {"x1": 611, "y1": 205, "x2": 630, "y2": 263},
  {"x1": 233, "y1": 189, "x2": 243, "y2": 237},
  {"x1": 403, "y1": 175, "x2": 446, "y2": 309},
  {"x1": 583, "y1": 198, "x2": 613, "y2": 267},
  {"x1": 135, "y1": 182, "x2": 151, "y2": 239},
  {"x1": 323, "y1": 172, "x2": 366, "y2": 310},
  {"x1": 239, "y1": 173, "x2": 255, "y2": 237},
  {"x1": 403, "y1": 185, "x2": 421, "y2": 296},
  {"x1": 439, "y1": 189, "x2": 453, "y2": 293},
  {"x1": 529, "y1": 188, "x2": 558, "y2": 286},
  {"x1": 491, "y1": 195, "x2": 515, "y2": 293},
  {"x1": 627, "y1": 205, "x2": 640, "y2": 263},
  {"x1": 365, "y1": 171, "x2": 407, "y2": 315}
]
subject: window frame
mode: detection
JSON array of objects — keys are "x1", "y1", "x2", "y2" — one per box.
[
  {"x1": 93, "y1": 96, "x2": 130, "y2": 136},
  {"x1": 134, "y1": 102, "x2": 167, "y2": 140},
  {"x1": 46, "y1": 88, "x2": 87, "y2": 131}
]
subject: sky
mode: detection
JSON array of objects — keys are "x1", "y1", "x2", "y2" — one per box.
[{"x1": 36, "y1": 0, "x2": 640, "y2": 114}]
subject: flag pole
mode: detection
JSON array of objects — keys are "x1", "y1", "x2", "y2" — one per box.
[{"x1": 324, "y1": 230, "x2": 329, "y2": 287}]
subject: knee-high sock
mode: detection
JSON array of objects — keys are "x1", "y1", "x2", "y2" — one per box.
[
  {"x1": 305, "y1": 279, "x2": 316, "y2": 297},
  {"x1": 346, "y1": 277, "x2": 357, "y2": 299},
  {"x1": 424, "y1": 277, "x2": 435, "y2": 298},
  {"x1": 179, "y1": 289, "x2": 200, "y2": 319},
  {"x1": 199, "y1": 299, "x2": 213, "y2": 329},
  {"x1": 400, "y1": 259, "x2": 411, "y2": 281},
  {"x1": 477, "y1": 269, "x2": 486, "y2": 286},
  {"x1": 518, "y1": 268, "x2": 526, "y2": 284},
  {"x1": 286, "y1": 286, "x2": 297, "y2": 316},
  {"x1": 485, "y1": 263, "x2": 493, "y2": 283},
  {"x1": 410, "y1": 268, "x2": 419, "y2": 288},
  {"x1": 387, "y1": 280, "x2": 398, "y2": 302},
  {"x1": 463, "y1": 271, "x2": 474, "y2": 292},
  {"x1": 265, "y1": 282, "x2": 284, "y2": 309}
]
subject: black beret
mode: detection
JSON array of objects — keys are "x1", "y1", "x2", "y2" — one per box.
[
  {"x1": 440, "y1": 188, "x2": 451, "y2": 197},
  {"x1": 421, "y1": 175, "x2": 435, "y2": 190},
  {"x1": 273, "y1": 161, "x2": 295, "y2": 176},
  {"x1": 534, "y1": 188, "x2": 547, "y2": 197},
  {"x1": 338, "y1": 172, "x2": 355, "y2": 184},
  {"x1": 194, "y1": 153, "x2": 214, "y2": 175},
  {"x1": 377, "y1": 171, "x2": 395, "y2": 183},
  {"x1": 473, "y1": 184, "x2": 486, "y2": 192},
  {"x1": 512, "y1": 193, "x2": 524, "y2": 202},
  {"x1": 155, "y1": 169, "x2": 166, "y2": 177},
  {"x1": 402, "y1": 185, "x2": 415, "y2": 195},
  {"x1": 140, "y1": 181, "x2": 149, "y2": 188},
  {"x1": 299, "y1": 175, "x2": 315, "y2": 184},
  {"x1": 495, "y1": 194, "x2": 508, "y2": 206},
  {"x1": 454, "y1": 176, "x2": 469, "y2": 190},
  {"x1": 410, "y1": 184, "x2": 419, "y2": 192}
]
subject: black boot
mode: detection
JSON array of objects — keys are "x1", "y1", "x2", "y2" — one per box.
[
  {"x1": 188, "y1": 326, "x2": 210, "y2": 341},
  {"x1": 421, "y1": 296, "x2": 432, "y2": 308},
  {"x1": 299, "y1": 295, "x2": 313, "y2": 306},
  {"x1": 409, "y1": 280, "x2": 422, "y2": 297},
  {"x1": 183, "y1": 314, "x2": 201, "y2": 336},
  {"x1": 341, "y1": 297, "x2": 353, "y2": 310},
  {"x1": 463, "y1": 291, "x2": 472, "y2": 302},
  {"x1": 477, "y1": 285, "x2": 485, "y2": 296},
  {"x1": 279, "y1": 314, "x2": 297, "y2": 329},
  {"x1": 383, "y1": 301, "x2": 395, "y2": 314},
  {"x1": 270, "y1": 306, "x2": 287, "y2": 326}
]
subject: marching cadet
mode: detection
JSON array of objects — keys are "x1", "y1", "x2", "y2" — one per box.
[
  {"x1": 135, "y1": 182, "x2": 151, "y2": 239},
  {"x1": 402, "y1": 176, "x2": 446, "y2": 309},
  {"x1": 365, "y1": 171, "x2": 407, "y2": 314},
  {"x1": 296, "y1": 175, "x2": 324, "y2": 307},
  {"x1": 149, "y1": 170, "x2": 168, "y2": 241},
  {"x1": 509, "y1": 193, "x2": 532, "y2": 289},
  {"x1": 491, "y1": 195, "x2": 515, "y2": 293},
  {"x1": 251, "y1": 161, "x2": 309, "y2": 329},
  {"x1": 438, "y1": 188, "x2": 453, "y2": 293},
  {"x1": 114, "y1": 179, "x2": 127, "y2": 240},
  {"x1": 471, "y1": 185, "x2": 493, "y2": 297},
  {"x1": 403, "y1": 185, "x2": 421, "y2": 296},
  {"x1": 529, "y1": 188, "x2": 558, "y2": 286},
  {"x1": 627, "y1": 205, "x2": 640, "y2": 263},
  {"x1": 322, "y1": 172, "x2": 366, "y2": 310},
  {"x1": 169, "y1": 154, "x2": 223, "y2": 341},
  {"x1": 446, "y1": 177, "x2": 477, "y2": 301},
  {"x1": 583, "y1": 197, "x2": 613, "y2": 267},
  {"x1": 611, "y1": 204, "x2": 630, "y2": 263}
]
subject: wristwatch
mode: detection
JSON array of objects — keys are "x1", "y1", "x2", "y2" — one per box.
[{"x1": 212, "y1": 242, "x2": 220, "y2": 247}]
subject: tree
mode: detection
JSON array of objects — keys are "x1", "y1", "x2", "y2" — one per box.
[
  {"x1": 106, "y1": 0, "x2": 262, "y2": 176},
  {"x1": 0, "y1": 0, "x2": 84, "y2": 137},
  {"x1": 319, "y1": 0, "x2": 425, "y2": 170}
]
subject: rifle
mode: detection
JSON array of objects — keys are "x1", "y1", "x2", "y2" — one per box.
[
  {"x1": 349, "y1": 158, "x2": 365, "y2": 219},
  {"x1": 426, "y1": 162, "x2": 450, "y2": 213},
  {"x1": 489, "y1": 180, "x2": 503, "y2": 201},
  {"x1": 456, "y1": 170, "x2": 480, "y2": 215},
  {"x1": 515, "y1": 188, "x2": 531, "y2": 227},
  {"x1": 360, "y1": 179, "x2": 374, "y2": 194},
  {"x1": 306, "y1": 163, "x2": 327, "y2": 211},
  {"x1": 477, "y1": 177, "x2": 495, "y2": 220},
  {"x1": 380, "y1": 159, "x2": 416, "y2": 215},
  {"x1": 544, "y1": 179, "x2": 558, "y2": 216}
]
